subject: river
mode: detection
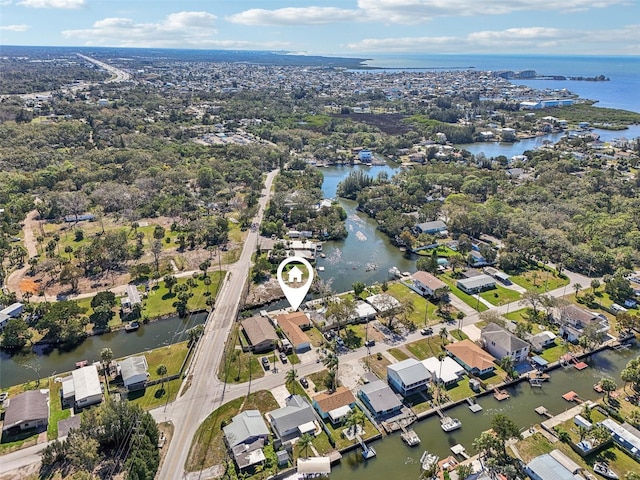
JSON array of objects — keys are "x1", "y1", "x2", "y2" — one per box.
[
  {"x1": 330, "y1": 346, "x2": 639, "y2": 480},
  {"x1": 0, "y1": 312, "x2": 208, "y2": 389}
]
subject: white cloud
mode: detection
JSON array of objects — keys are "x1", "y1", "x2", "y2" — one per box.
[
  {"x1": 356, "y1": 0, "x2": 629, "y2": 23},
  {"x1": 62, "y1": 12, "x2": 289, "y2": 49},
  {"x1": 228, "y1": 7, "x2": 360, "y2": 25},
  {"x1": 18, "y1": 0, "x2": 85, "y2": 8},
  {"x1": 0, "y1": 24, "x2": 30, "y2": 31},
  {"x1": 348, "y1": 24, "x2": 640, "y2": 53}
]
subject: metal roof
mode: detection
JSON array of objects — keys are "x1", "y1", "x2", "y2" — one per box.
[
  {"x1": 223, "y1": 410, "x2": 270, "y2": 448},
  {"x1": 359, "y1": 379, "x2": 402, "y2": 413}
]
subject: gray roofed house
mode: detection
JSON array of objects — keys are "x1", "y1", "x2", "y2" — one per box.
[
  {"x1": 224, "y1": 410, "x2": 270, "y2": 448},
  {"x1": 414, "y1": 220, "x2": 448, "y2": 235},
  {"x1": 456, "y1": 274, "x2": 496, "y2": 294},
  {"x1": 481, "y1": 322, "x2": 530, "y2": 362},
  {"x1": 268, "y1": 395, "x2": 316, "y2": 442},
  {"x1": 559, "y1": 305, "x2": 609, "y2": 342},
  {"x1": 358, "y1": 379, "x2": 403, "y2": 417},
  {"x1": 120, "y1": 356, "x2": 149, "y2": 391},
  {"x1": 2, "y1": 389, "x2": 49, "y2": 433},
  {"x1": 528, "y1": 331, "x2": 557, "y2": 353},
  {"x1": 121, "y1": 284, "x2": 142, "y2": 309},
  {"x1": 387, "y1": 358, "x2": 430, "y2": 396},
  {"x1": 524, "y1": 452, "x2": 578, "y2": 480},
  {"x1": 241, "y1": 316, "x2": 279, "y2": 353}
]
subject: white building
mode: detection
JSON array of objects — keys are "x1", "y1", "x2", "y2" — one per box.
[
  {"x1": 422, "y1": 356, "x2": 465, "y2": 385},
  {"x1": 62, "y1": 365, "x2": 103, "y2": 409}
]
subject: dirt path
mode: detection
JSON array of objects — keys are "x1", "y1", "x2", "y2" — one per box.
[{"x1": 5, "y1": 210, "x2": 40, "y2": 298}]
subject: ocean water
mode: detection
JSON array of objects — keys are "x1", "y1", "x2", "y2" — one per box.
[{"x1": 361, "y1": 54, "x2": 640, "y2": 113}]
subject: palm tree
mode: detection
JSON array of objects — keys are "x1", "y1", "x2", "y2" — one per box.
[
  {"x1": 298, "y1": 433, "x2": 314, "y2": 458},
  {"x1": 345, "y1": 409, "x2": 366, "y2": 438},
  {"x1": 323, "y1": 352, "x2": 339, "y2": 371},
  {"x1": 157, "y1": 364, "x2": 168, "y2": 392},
  {"x1": 286, "y1": 367, "x2": 298, "y2": 394},
  {"x1": 100, "y1": 347, "x2": 113, "y2": 374},
  {"x1": 573, "y1": 283, "x2": 582, "y2": 298},
  {"x1": 439, "y1": 327, "x2": 448, "y2": 346}
]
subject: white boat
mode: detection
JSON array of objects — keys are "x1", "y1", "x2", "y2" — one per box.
[
  {"x1": 593, "y1": 463, "x2": 618, "y2": 479},
  {"x1": 400, "y1": 429, "x2": 420, "y2": 446},
  {"x1": 420, "y1": 451, "x2": 439, "y2": 471},
  {"x1": 441, "y1": 417, "x2": 462, "y2": 432},
  {"x1": 388, "y1": 266, "x2": 401, "y2": 278}
]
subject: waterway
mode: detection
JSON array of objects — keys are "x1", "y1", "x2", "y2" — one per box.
[
  {"x1": 316, "y1": 164, "x2": 412, "y2": 294},
  {"x1": 330, "y1": 346, "x2": 639, "y2": 480},
  {"x1": 0, "y1": 312, "x2": 208, "y2": 389}
]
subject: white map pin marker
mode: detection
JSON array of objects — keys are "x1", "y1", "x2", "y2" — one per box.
[{"x1": 277, "y1": 256, "x2": 314, "y2": 311}]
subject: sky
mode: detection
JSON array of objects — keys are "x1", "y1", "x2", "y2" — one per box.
[{"x1": 0, "y1": 0, "x2": 639, "y2": 56}]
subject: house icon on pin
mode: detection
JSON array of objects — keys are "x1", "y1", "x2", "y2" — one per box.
[{"x1": 287, "y1": 265, "x2": 303, "y2": 283}]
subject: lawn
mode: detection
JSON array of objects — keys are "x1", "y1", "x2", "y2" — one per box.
[
  {"x1": 47, "y1": 378, "x2": 70, "y2": 440},
  {"x1": 510, "y1": 268, "x2": 568, "y2": 294},
  {"x1": 143, "y1": 341, "x2": 190, "y2": 380},
  {"x1": 142, "y1": 271, "x2": 224, "y2": 318},
  {"x1": 440, "y1": 272, "x2": 489, "y2": 312},
  {"x1": 388, "y1": 347, "x2": 410, "y2": 361},
  {"x1": 504, "y1": 308, "x2": 532, "y2": 323},
  {"x1": 362, "y1": 353, "x2": 391, "y2": 380},
  {"x1": 323, "y1": 407, "x2": 378, "y2": 450},
  {"x1": 479, "y1": 284, "x2": 521, "y2": 306},
  {"x1": 185, "y1": 390, "x2": 279, "y2": 472},
  {"x1": 388, "y1": 282, "x2": 446, "y2": 326},
  {"x1": 217, "y1": 326, "x2": 264, "y2": 383},
  {"x1": 127, "y1": 377, "x2": 183, "y2": 410},
  {"x1": 450, "y1": 329, "x2": 468, "y2": 341},
  {"x1": 405, "y1": 337, "x2": 448, "y2": 360},
  {"x1": 538, "y1": 340, "x2": 572, "y2": 363},
  {"x1": 445, "y1": 376, "x2": 476, "y2": 402},
  {"x1": 307, "y1": 370, "x2": 330, "y2": 394}
]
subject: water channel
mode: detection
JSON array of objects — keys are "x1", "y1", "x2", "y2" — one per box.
[
  {"x1": 330, "y1": 346, "x2": 639, "y2": 480},
  {"x1": 0, "y1": 312, "x2": 207, "y2": 389}
]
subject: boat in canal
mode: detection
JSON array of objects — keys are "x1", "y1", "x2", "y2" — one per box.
[
  {"x1": 400, "y1": 428, "x2": 420, "y2": 446},
  {"x1": 593, "y1": 463, "x2": 619, "y2": 479},
  {"x1": 124, "y1": 321, "x2": 140, "y2": 332},
  {"x1": 440, "y1": 416, "x2": 462, "y2": 432},
  {"x1": 420, "y1": 451, "x2": 439, "y2": 471}
]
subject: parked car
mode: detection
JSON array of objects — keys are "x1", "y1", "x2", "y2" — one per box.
[
  {"x1": 420, "y1": 327, "x2": 434, "y2": 336},
  {"x1": 261, "y1": 357, "x2": 270, "y2": 370},
  {"x1": 364, "y1": 340, "x2": 375, "y2": 347},
  {"x1": 279, "y1": 352, "x2": 288, "y2": 363},
  {"x1": 300, "y1": 377, "x2": 309, "y2": 388}
]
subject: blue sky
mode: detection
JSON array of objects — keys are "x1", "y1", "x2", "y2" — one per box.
[{"x1": 1, "y1": 0, "x2": 638, "y2": 56}]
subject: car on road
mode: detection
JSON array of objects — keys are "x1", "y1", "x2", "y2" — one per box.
[
  {"x1": 279, "y1": 352, "x2": 288, "y2": 363},
  {"x1": 261, "y1": 357, "x2": 270, "y2": 370},
  {"x1": 420, "y1": 327, "x2": 433, "y2": 336},
  {"x1": 300, "y1": 377, "x2": 309, "y2": 388},
  {"x1": 364, "y1": 340, "x2": 375, "y2": 347}
]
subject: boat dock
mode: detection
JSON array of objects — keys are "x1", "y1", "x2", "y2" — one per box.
[
  {"x1": 466, "y1": 398, "x2": 483, "y2": 412},
  {"x1": 535, "y1": 406, "x2": 553, "y2": 418},
  {"x1": 493, "y1": 387, "x2": 510, "y2": 401},
  {"x1": 450, "y1": 444, "x2": 470, "y2": 459},
  {"x1": 357, "y1": 434, "x2": 376, "y2": 459},
  {"x1": 562, "y1": 391, "x2": 583, "y2": 403},
  {"x1": 400, "y1": 426, "x2": 420, "y2": 446}
]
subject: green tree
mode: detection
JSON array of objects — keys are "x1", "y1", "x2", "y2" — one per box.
[
  {"x1": 100, "y1": 347, "x2": 113, "y2": 372},
  {"x1": 286, "y1": 367, "x2": 298, "y2": 394},
  {"x1": 199, "y1": 260, "x2": 211, "y2": 278},
  {"x1": 156, "y1": 364, "x2": 168, "y2": 393},
  {"x1": 298, "y1": 433, "x2": 313, "y2": 458},
  {"x1": 344, "y1": 409, "x2": 366, "y2": 438},
  {"x1": 352, "y1": 281, "x2": 366, "y2": 298},
  {"x1": 599, "y1": 377, "x2": 617, "y2": 401},
  {"x1": 59, "y1": 264, "x2": 83, "y2": 292},
  {"x1": 491, "y1": 414, "x2": 521, "y2": 455},
  {"x1": 1, "y1": 318, "x2": 32, "y2": 350},
  {"x1": 456, "y1": 463, "x2": 473, "y2": 480},
  {"x1": 164, "y1": 275, "x2": 177, "y2": 294}
]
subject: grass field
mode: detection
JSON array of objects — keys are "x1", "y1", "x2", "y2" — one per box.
[
  {"x1": 47, "y1": 378, "x2": 70, "y2": 440},
  {"x1": 479, "y1": 284, "x2": 521, "y2": 306},
  {"x1": 510, "y1": 267, "x2": 568, "y2": 293},
  {"x1": 185, "y1": 390, "x2": 279, "y2": 473},
  {"x1": 405, "y1": 336, "x2": 448, "y2": 360},
  {"x1": 387, "y1": 281, "x2": 450, "y2": 326}
]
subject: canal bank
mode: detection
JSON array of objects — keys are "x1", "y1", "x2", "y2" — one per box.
[{"x1": 326, "y1": 344, "x2": 639, "y2": 480}]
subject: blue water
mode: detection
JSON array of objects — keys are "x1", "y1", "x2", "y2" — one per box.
[{"x1": 360, "y1": 54, "x2": 640, "y2": 113}]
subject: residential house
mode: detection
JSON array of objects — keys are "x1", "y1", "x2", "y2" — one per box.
[
  {"x1": 599, "y1": 419, "x2": 640, "y2": 461},
  {"x1": 1, "y1": 390, "x2": 49, "y2": 434},
  {"x1": 62, "y1": 365, "x2": 103, "y2": 409},
  {"x1": 422, "y1": 356, "x2": 465, "y2": 386},
  {"x1": 276, "y1": 312, "x2": 312, "y2": 353},
  {"x1": 559, "y1": 305, "x2": 609, "y2": 342},
  {"x1": 467, "y1": 250, "x2": 489, "y2": 267},
  {"x1": 528, "y1": 331, "x2": 557, "y2": 353},
  {"x1": 445, "y1": 340, "x2": 496, "y2": 376},
  {"x1": 456, "y1": 274, "x2": 496, "y2": 294},
  {"x1": 119, "y1": 356, "x2": 149, "y2": 391},
  {"x1": 268, "y1": 395, "x2": 317, "y2": 442},
  {"x1": 0, "y1": 312, "x2": 9, "y2": 333},
  {"x1": 241, "y1": 316, "x2": 279, "y2": 353},
  {"x1": 366, "y1": 293, "x2": 401, "y2": 314},
  {"x1": 0, "y1": 302, "x2": 24, "y2": 319},
  {"x1": 358, "y1": 379, "x2": 403, "y2": 418},
  {"x1": 481, "y1": 322, "x2": 530, "y2": 363},
  {"x1": 223, "y1": 410, "x2": 270, "y2": 470},
  {"x1": 525, "y1": 451, "x2": 582, "y2": 480},
  {"x1": 311, "y1": 386, "x2": 356, "y2": 425},
  {"x1": 414, "y1": 220, "x2": 448, "y2": 235},
  {"x1": 353, "y1": 301, "x2": 377, "y2": 322},
  {"x1": 410, "y1": 271, "x2": 448, "y2": 299},
  {"x1": 387, "y1": 358, "x2": 430, "y2": 396},
  {"x1": 121, "y1": 284, "x2": 142, "y2": 310}
]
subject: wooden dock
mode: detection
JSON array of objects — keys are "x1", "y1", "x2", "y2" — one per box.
[
  {"x1": 451, "y1": 444, "x2": 470, "y2": 459},
  {"x1": 493, "y1": 387, "x2": 510, "y2": 401},
  {"x1": 535, "y1": 406, "x2": 553, "y2": 418}
]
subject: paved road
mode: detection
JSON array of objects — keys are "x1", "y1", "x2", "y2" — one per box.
[
  {"x1": 76, "y1": 54, "x2": 131, "y2": 82},
  {"x1": 155, "y1": 169, "x2": 278, "y2": 480}
]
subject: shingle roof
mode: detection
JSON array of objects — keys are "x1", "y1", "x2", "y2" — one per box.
[
  {"x1": 412, "y1": 271, "x2": 447, "y2": 291},
  {"x1": 312, "y1": 386, "x2": 355, "y2": 414},
  {"x1": 241, "y1": 316, "x2": 278, "y2": 346},
  {"x1": 481, "y1": 322, "x2": 530, "y2": 352},
  {"x1": 445, "y1": 340, "x2": 496, "y2": 371},
  {"x1": 2, "y1": 390, "x2": 49, "y2": 431},
  {"x1": 269, "y1": 395, "x2": 315, "y2": 437}
]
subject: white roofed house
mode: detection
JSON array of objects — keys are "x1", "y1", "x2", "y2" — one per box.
[
  {"x1": 410, "y1": 271, "x2": 449, "y2": 299},
  {"x1": 119, "y1": 356, "x2": 149, "y2": 391},
  {"x1": 268, "y1": 395, "x2": 317, "y2": 443},
  {"x1": 422, "y1": 356, "x2": 465, "y2": 386},
  {"x1": 387, "y1": 358, "x2": 430, "y2": 397},
  {"x1": 528, "y1": 331, "x2": 557, "y2": 353},
  {"x1": 456, "y1": 274, "x2": 496, "y2": 294},
  {"x1": 366, "y1": 293, "x2": 401, "y2": 315},
  {"x1": 62, "y1": 365, "x2": 103, "y2": 409}
]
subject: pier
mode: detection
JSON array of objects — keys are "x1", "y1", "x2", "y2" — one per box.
[
  {"x1": 493, "y1": 387, "x2": 510, "y2": 401},
  {"x1": 356, "y1": 434, "x2": 376, "y2": 459},
  {"x1": 534, "y1": 406, "x2": 553, "y2": 418},
  {"x1": 450, "y1": 444, "x2": 470, "y2": 459}
]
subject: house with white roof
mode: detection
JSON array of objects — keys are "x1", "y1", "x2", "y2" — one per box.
[
  {"x1": 422, "y1": 356, "x2": 465, "y2": 386},
  {"x1": 62, "y1": 365, "x2": 103, "y2": 409},
  {"x1": 366, "y1": 293, "x2": 401, "y2": 314},
  {"x1": 119, "y1": 356, "x2": 149, "y2": 391},
  {"x1": 387, "y1": 358, "x2": 430, "y2": 396},
  {"x1": 223, "y1": 410, "x2": 270, "y2": 471},
  {"x1": 268, "y1": 395, "x2": 317, "y2": 443}
]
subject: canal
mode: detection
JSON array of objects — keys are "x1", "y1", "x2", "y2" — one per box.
[
  {"x1": 330, "y1": 346, "x2": 639, "y2": 480},
  {"x1": 0, "y1": 312, "x2": 208, "y2": 389}
]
